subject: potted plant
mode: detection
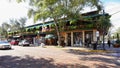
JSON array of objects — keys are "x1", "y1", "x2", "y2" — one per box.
[
  {"x1": 113, "y1": 40, "x2": 120, "y2": 48},
  {"x1": 113, "y1": 33, "x2": 120, "y2": 48}
]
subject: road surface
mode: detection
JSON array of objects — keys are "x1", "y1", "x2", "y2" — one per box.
[{"x1": 0, "y1": 46, "x2": 120, "y2": 68}]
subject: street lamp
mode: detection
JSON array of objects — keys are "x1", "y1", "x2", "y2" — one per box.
[
  {"x1": 102, "y1": 9, "x2": 106, "y2": 50},
  {"x1": 96, "y1": 31, "x2": 99, "y2": 42}
]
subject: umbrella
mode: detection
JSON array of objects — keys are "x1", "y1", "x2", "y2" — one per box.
[{"x1": 45, "y1": 34, "x2": 56, "y2": 39}]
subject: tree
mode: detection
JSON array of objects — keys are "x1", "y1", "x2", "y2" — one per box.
[
  {"x1": 16, "y1": 0, "x2": 102, "y2": 46},
  {"x1": 16, "y1": 17, "x2": 27, "y2": 35},
  {"x1": 0, "y1": 17, "x2": 27, "y2": 38},
  {"x1": 96, "y1": 11, "x2": 112, "y2": 50},
  {"x1": 9, "y1": 17, "x2": 26, "y2": 31},
  {"x1": 113, "y1": 27, "x2": 120, "y2": 39},
  {"x1": 0, "y1": 22, "x2": 11, "y2": 38}
]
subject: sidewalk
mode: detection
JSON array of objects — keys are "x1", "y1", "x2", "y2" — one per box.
[
  {"x1": 105, "y1": 45, "x2": 120, "y2": 58},
  {"x1": 106, "y1": 46, "x2": 120, "y2": 53},
  {"x1": 45, "y1": 45, "x2": 120, "y2": 56}
]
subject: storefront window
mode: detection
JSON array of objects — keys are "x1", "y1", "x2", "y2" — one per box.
[
  {"x1": 85, "y1": 31, "x2": 93, "y2": 47},
  {"x1": 73, "y1": 32, "x2": 83, "y2": 46}
]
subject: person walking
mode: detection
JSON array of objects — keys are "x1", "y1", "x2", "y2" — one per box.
[{"x1": 107, "y1": 40, "x2": 111, "y2": 48}]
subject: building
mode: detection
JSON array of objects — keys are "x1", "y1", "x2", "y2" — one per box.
[{"x1": 8, "y1": 10, "x2": 111, "y2": 46}]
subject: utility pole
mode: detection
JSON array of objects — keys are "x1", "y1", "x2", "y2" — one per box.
[{"x1": 102, "y1": 10, "x2": 105, "y2": 50}]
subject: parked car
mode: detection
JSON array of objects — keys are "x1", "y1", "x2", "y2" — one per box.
[
  {"x1": 10, "y1": 40, "x2": 19, "y2": 45},
  {"x1": 0, "y1": 41, "x2": 11, "y2": 49},
  {"x1": 18, "y1": 39, "x2": 30, "y2": 46}
]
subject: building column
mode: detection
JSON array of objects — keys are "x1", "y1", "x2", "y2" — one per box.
[
  {"x1": 71, "y1": 32, "x2": 74, "y2": 46},
  {"x1": 65, "y1": 33, "x2": 67, "y2": 46},
  {"x1": 82, "y1": 30, "x2": 85, "y2": 47},
  {"x1": 93, "y1": 30, "x2": 97, "y2": 41}
]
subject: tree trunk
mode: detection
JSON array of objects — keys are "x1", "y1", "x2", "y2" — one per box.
[
  {"x1": 117, "y1": 33, "x2": 119, "y2": 40},
  {"x1": 48, "y1": 8, "x2": 62, "y2": 46},
  {"x1": 53, "y1": 18, "x2": 61, "y2": 46}
]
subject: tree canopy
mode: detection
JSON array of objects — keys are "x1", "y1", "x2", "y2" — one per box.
[
  {"x1": 0, "y1": 17, "x2": 27, "y2": 38},
  {"x1": 17, "y1": 0, "x2": 102, "y2": 22}
]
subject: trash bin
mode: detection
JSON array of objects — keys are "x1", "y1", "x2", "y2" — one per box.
[{"x1": 92, "y1": 41, "x2": 97, "y2": 50}]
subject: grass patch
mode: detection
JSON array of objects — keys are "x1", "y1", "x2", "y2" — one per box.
[
  {"x1": 55, "y1": 45, "x2": 64, "y2": 48},
  {"x1": 88, "y1": 50, "x2": 113, "y2": 53},
  {"x1": 65, "y1": 49, "x2": 114, "y2": 53}
]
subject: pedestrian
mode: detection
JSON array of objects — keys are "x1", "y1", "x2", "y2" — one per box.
[
  {"x1": 107, "y1": 40, "x2": 111, "y2": 48},
  {"x1": 34, "y1": 36, "x2": 39, "y2": 46},
  {"x1": 40, "y1": 36, "x2": 46, "y2": 48}
]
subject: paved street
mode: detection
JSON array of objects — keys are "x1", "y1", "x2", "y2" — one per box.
[{"x1": 0, "y1": 46, "x2": 120, "y2": 68}]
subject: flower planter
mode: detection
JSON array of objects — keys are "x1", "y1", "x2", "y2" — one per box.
[{"x1": 113, "y1": 44, "x2": 120, "y2": 48}]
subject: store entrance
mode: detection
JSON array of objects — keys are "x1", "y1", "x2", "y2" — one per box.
[
  {"x1": 73, "y1": 32, "x2": 83, "y2": 47},
  {"x1": 85, "y1": 31, "x2": 93, "y2": 47},
  {"x1": 67, "y1": 33, "x2": 71, "y2": 46}
]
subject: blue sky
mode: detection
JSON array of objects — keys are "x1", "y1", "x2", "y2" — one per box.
[
  {"x1": 101, "y1": 0, "x2": 120, "y2": 3},
  {"x1": 102, "y1": 0, "x2": 120, "y2": 33}
]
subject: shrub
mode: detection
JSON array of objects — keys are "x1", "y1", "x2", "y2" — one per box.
[{"x1": 116, "y1": 40, "x2": 120, "y2": 44}]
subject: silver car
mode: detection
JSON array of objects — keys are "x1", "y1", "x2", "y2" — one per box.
[
  {"x1": 19, "y1": 39, "x2": 30, "y2": 46},
  {"x1": 0, "y1": 41, "x2": 11, "y2": 49}
]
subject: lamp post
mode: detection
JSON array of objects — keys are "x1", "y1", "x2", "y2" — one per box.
[
  {"x1": 102, "y1": 10, "x2": 106, "y2": 50},
  {"x1": 96, "y1": 31, "x2": 99, "y2": 42}
]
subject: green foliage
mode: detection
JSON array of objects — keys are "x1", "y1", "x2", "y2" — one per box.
[
  {"x1": 69, "y1": 26, "x2": 77, "y2": 30},
  {"x1": 116, "y1": 40, "x2": 120, "y2": 44},
  {"x1": 9, "y1": 17, "x2": 27, "y2": 32},
  {"x1": 16, "y1": 0, "x2": 102, "y2": 23},
  {"x1": 16, "y1": 0, "x2": 102, "y2": 46},
  {"x1": 0, "y1": 17, "x2": 27, "y2": 37},
  {"x1": 16, "y1": 0, "x2": 25, "y2": 3},
  {"x1": 117, "y1": 33, "x2": 119, "y2": 40},
  {"x1": 96, "y1": 15, "x2": 112, "y2": 32},
  {"x1": 70, "y1": 19, "x2": 78, "y2": 25},
  {"x1": 0, "y1": 22, "x2": 11, "y2": 37},
  {"x1": 51, "y1": 24, "x2": 55, "y2": 28},
  {"x1": 115, "y1": 27, "x2": 120, "y2": 37},
  {"x1": 86, "y1": 24, "x2": 94, "y2": 28}
]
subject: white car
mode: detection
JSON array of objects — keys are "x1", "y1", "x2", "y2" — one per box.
[
  {"x1": 0, "y1": 41, "x2": 11, "y2": 49},
  {"x1": 19, "y1": 40, "x2": 30, "y2": 46}
]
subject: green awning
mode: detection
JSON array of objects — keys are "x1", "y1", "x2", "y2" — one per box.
[
  {"x1": 26, "y1": 28, "x2": 30, "y2": 31},
  {"x1": 42, "y1": 23, "x2": 53, "y2": 26},
  {"x1": 36, "y1": 25, "x2": 42, "y2": 29}
]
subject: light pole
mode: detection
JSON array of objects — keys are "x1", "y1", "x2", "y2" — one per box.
[{"x1": 102, "y1": 10, "x2": 106, "y2": 50}]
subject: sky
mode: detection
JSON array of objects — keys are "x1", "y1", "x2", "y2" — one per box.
[
  {"x1": 0, "y1": 0, "x2": 33, "y2": 26},
  {"x1": 0, "y1": 0, "x2": 120, "y2": 33},
  {"x1": 101, "y1": 0, "x2": 120, "y2": 33}
]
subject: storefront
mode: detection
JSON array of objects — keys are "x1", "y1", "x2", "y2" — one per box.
[{"x1": 62, "y1": 29, "x2": 98, "y2": 47}]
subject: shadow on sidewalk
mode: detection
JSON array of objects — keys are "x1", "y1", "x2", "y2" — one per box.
[
  {"x1": 65, "y1": 49, "x2": 120, "y2": 68},
  {"x1": 0, "y1": 55, "x2": 88, "y2": 68}
]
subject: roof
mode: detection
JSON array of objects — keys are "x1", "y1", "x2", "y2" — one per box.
[
  {"x1": 26, "y1": 21, "x2": 54, "y2": 28},
  {"x1": 25, "y1": 10, "x2": 110, "y2": 28}
]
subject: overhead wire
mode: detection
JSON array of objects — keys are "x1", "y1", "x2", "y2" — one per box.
[{"x1": 111, "y1": 10, "x2": 120, "y2": 16}]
